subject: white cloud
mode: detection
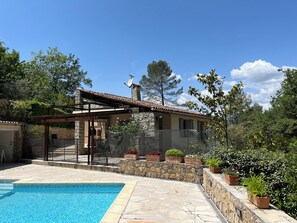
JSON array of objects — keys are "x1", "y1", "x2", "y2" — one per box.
[
  {"x1": 231, "y1": 60, "x2": 281, "y2": 82},
  {"x1": 187, "y1": 75, "x2": 198, "y2": 81},
  {"x1": 149, "y1": 61, "x2": 296, "y2": 111},
  {"x1": 170, "y1": 72, "x2": 182, "y2": 81},
  {"x1": 230, "y1": 60, "x2": 296, "y2": 109},
  {"x1": 224, "y1": 80, "x2": 237, "y2": 86},
  {"x1": 177, "y1": 92, "x2": 198, "y2": 105}
]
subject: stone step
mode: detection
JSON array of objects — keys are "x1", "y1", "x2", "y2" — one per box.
[
  {"x1": 0, "y1": 183, "x2": 14, "y2": 199},
  {"x1": 0, "y1": 184, "x2": 13, "y2": 189},
  {"x1": 0, "y1": 190, "x2": 12, "y2": 195},
  {"x1": 50, "y1": 148, "x2": 76, "y2": 151}
]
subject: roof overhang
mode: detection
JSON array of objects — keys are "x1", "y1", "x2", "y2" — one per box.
[{"x1": 32, "y1": 109, "x2": 130, "y2": 123}]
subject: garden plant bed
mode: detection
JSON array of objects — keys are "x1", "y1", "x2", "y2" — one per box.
[{"x1": 203, "y1": 169, "x2": 296, "y2": 223}]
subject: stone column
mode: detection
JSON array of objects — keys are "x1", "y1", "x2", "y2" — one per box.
[
  {"x1": 132, "y1": 112, "x2": 156, "y2": 131},
  {"x1": 75, "y1": 89, "x2": 85, "y2": 154}
]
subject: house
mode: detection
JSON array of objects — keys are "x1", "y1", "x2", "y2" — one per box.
[{"x1": 74, "y1": 85, "x2": 209, "y2": 155}]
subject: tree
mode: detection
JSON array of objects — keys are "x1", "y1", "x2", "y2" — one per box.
[
  {"x1": 139, "y1": 60, "x2": 183, "y2": 105},
  {"x1": 0, "y1": 41, "x2": 26, "y2": 99},
  {"x1": 272, "y1": 69, "x2": 297, "y2": 119},
  {"x1": 226, "y1": 69, "x2": 297, "y2": 152},
  {"x1": 26, "y1": 47, "x2": 92, "y2": 104},
  {"x1": 269, "y1": 68, "x2": 297, "y2": 150},
  {"x1": 186, "y1": 69, "x2": 249, "y2": 146},
  {"x1": 0, "y1": 42, "x2": 93, "y2": 121}
]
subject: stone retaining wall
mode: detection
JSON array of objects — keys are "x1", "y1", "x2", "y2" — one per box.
[
  {"x1": 119, "y1": 160, "x2": 204, "y2": 183},
  {"x1": 203, "y1": 169, "x2": 297, "y2": 223}
]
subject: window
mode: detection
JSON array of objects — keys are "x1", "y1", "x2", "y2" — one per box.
[
  {"x1": 179, "y1": 118, "x2": 194, "y2": 137},
  {"x1": 197, "y1": 121, "x2": 205, "y2": 140}
]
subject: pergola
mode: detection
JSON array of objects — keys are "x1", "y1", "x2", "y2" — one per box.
[{"x1": 32, "y1": 101, "x2": 131, "y2": 165}]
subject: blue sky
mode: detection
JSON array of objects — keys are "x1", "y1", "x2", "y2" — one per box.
[{"x1": 1, "y1": 0, "x2": 297, "y2": 109}]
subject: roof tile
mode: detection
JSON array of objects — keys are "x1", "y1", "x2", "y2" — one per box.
[{"x1": 79, "y1": 89, "x2": 206, "y2": 118}]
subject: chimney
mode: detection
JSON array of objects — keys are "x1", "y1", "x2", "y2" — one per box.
[{"x1": 131, "y1": 84, "x2": 141, "y2": 101}]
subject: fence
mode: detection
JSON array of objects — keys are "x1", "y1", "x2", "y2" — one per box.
[
  {"x1": 48, "y1": 139, "x2": 78, "y2": 162},
  {"x1": 23, "y1": 137, "x2": 78, "y2": 162},
  {"x1": 23, "y1": 129, "x2": 216, "y2": 165},
  {"x1": 107, "y1": 129, "x2": 216, "y2": 157}
]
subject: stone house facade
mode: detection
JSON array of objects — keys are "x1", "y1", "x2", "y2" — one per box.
[{"x1": 74, "y1": 86, "x2": 209, "y2": 153}]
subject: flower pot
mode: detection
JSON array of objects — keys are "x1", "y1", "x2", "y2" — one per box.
[
  {"x1": 165, "y1": 156, "x2": 184, "y2": 163},
  {"x1": 248, "y1": 192, "x2": 270, "y2": 209},
  {"x1": 146, "y1": 155, "x2": 161, "y2": 162},
  {"x1": 124, "y1": 154, "x2": 139, "y2": 160},
  {"x1": 209, "y1": 166, "x2": 221, "y2": 173},
  {"x1": 225, "y1": 174, "x2": 239, "y2": 185},
  {"x1": 184, "y1": 157, "x2": 202, "y2": 165}
]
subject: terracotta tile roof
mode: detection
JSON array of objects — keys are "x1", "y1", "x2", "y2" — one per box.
[{"x1": 79, "y1": 89, "x2": 207, "y2": 118}]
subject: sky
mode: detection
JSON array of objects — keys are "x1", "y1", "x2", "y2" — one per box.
[{"x1": 1, "y1": 0, "x2": 297, "y2": 109}]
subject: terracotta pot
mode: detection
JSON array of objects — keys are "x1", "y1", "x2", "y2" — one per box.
[
  {"x1": 146, "y1": 155, "x2": 161, "y2": 162},
  {"x1": 184, "y1": 157, "x2": 203, "y2": 165},
  {"x1": 209, "y1": 166, "x2": 221, "y2": 173},
  {"x1": 124, "y1": 154, "x2": 139, "y2": 160},
  {"x1": 225, "y1": 174, "x2": 239, "y2": 185},
  {"x1": 248, "y1": 192, "x2": 270, "y2": 209},
  {"x1": 165, "y1": 156, "x2": 184, "y2": 163}
]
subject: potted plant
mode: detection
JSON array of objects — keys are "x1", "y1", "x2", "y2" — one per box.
[
  {"x1": 146, "y1": 152, "x2": 161, "y2": 162},
  {"x1": 165, "y1": 148, "x2": 184, "y2": 163},
  {"x1": 124, "y1": 146, "x2": 139, "y2": 160},
  {"x1": 223, "y1": 166, "x2": 239, "y2": 185},
  {"x1": 242, "y1": 174, "x2": 270, "y2": 209},
  {"x1": 184, "y1": 154, "x2": 203, "y2": 165},
  {"x1": 206, "y1": 158, "x2": 221, "y2": 173}
]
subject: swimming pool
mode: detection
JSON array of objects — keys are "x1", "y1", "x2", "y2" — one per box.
[{"x1": 0, "y1": 183, "x2": 124, "y2": 223}]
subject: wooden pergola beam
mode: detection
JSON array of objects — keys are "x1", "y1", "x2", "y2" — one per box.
[{"x1": 32, "y1": 109, "x2": 130, "y2": 123}]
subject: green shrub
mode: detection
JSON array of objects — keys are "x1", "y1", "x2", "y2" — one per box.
[
  {"x1": 223, "y1": 166, "x2": 239, "y2": 176},
  {"x1": 109, "y1": 120, "x2": 143, "y2": 133},
  {"x1": 165, "y1": 149, "x2": 184, "y2": 157},
  {"x1": 204, "y1": 147, "x2": 297, "y2": 219},
  {"x1": 109, "y1": 120, "x2": 143, "y2": 146},
  {"x1": 242, "y1": 174, "x2": 268, "y2": 197},
  {"x1": 128, "y1": 145, "x2": 138, "y2": 151},
  {"x1": 206, "y1": 158, "x2": 221, "y2": 167},
  {"x1": 11, "y1": 99, "x2": 67, "y2": 122}
]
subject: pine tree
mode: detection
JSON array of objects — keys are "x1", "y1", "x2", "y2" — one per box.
[{"x1": 140, "y1": 60, "x2": 183, "y2": 105}]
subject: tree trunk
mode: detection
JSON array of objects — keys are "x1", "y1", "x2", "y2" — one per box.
[
  {"x1": 224, "y1": 117, "x2": 229, "y2": 146},
  {"x1": 161, "y1": 84, "x2": 164, "y2": 105}
]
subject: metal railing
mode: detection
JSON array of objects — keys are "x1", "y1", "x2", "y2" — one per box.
[
  {"x1": 49, "y1": 139, "x2": 78, "y2": 162},
  {"x1": 23, "y1": 129, "x2": 215, "y2": 166},
  {"x1": 107, "y1": 129, "x2": 215, "y2": 157}
]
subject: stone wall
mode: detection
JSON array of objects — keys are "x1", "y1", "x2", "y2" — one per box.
[
  {"x1": 13, "y1": 127, "x2": 23, "y2": 161},
  {"x1": 119, "y1": 160, "x2": 204, "y2": 183},
  {"x1": 75, "y1": 89, "x2": 85, "y2": 154},
  {"x1": 203, "y1": 169, "x2": 297, "y2": 223},
  {"x1": 132, "y1": 112, "x2": 156, "y2": 131}
]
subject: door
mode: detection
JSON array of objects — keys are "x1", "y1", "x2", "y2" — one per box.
[{"x1": 0, "y1": 131, "x2": 14, "y2": 162}]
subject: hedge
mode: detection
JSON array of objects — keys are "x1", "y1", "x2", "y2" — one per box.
[{"x1": 205, "y1": 147, "x2": 297, "y2": 219}]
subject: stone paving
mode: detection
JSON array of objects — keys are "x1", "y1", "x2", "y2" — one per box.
[{"x1": 0, "y1": 164, "x2": 223, "y2": 223}]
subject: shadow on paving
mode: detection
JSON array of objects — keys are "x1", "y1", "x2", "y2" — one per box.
[{"x1": 0, "y1": 163, "x2": 28, "y2": 171}]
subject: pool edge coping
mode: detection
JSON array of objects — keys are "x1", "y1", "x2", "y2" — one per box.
[{"x1": 100, "y1": 181, "x2": 136, "y2": 223}]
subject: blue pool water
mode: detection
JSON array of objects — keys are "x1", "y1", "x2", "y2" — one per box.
[{"x1": 0, "y1": 183, "x2": 124, "y2": 223}]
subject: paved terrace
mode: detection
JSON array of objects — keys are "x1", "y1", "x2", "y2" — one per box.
[{"x1": 0, "y1": 164, "x2": 224, "y2": 223}]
